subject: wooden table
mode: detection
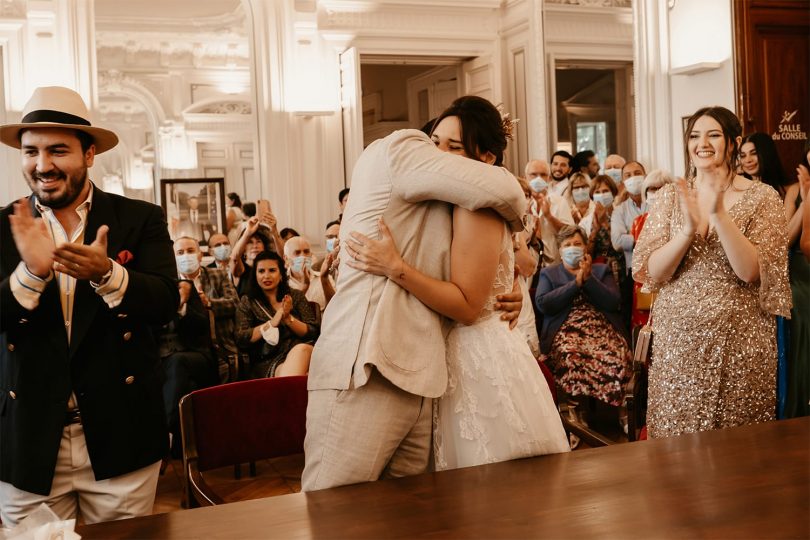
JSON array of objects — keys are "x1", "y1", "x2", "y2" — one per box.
[{"x1": 78, "y1": 417, "x2": 810, "y2": 539}]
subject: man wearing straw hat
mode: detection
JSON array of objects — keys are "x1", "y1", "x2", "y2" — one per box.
[{"x1": 0, "y1": 86, "x2": 179, "y2": 525}]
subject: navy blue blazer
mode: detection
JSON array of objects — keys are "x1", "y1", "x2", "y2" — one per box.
[
  {"x1": 534, "y1": 262, "x2": 628, "y2": 354},
  {"x1": 0, "y1": 188, "x2": 179, "y2": 495}
]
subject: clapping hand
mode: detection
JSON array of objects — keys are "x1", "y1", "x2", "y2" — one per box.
[
  {"x1": 245, "y1": 216, "x2": 261, "y2": 236},
  {"x1": 675, "y1": 177, "x2": 698, "y2": 237},
  {"x1": 797, "y1": 164, "x2": 810, "y2": 200},
  {"x1": 8, "y1": 201, "x2": 54, "y2": 278},
  {"x1": 52, "y1": 225, "x2": 112, "y2": 283},
  {"x1": 698, "y1": 174, "x2": 727, "y2": 216},
  {"x1": 280, "y1": 294, "x2": 293, "y2": 322},
  {"x1": 345, "y1": 218, "x2": 403, "y2": 279},
  {"x1": 593, "y1": 201, "x2": 607, "y2": 223},
  {"x1": 575, "y1": 253, "x2": 592, "y2": 287}
]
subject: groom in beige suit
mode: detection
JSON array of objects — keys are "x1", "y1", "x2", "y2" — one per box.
[{"x1": 303, "y1": 129, "x2": 526, "y2": 491}]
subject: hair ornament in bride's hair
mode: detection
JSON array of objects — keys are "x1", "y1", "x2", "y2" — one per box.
[{"x1": 495, "y1": 104, "x2": 518, "y2": 141}]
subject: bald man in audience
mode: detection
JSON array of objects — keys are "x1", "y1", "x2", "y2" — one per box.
[
  {"x1": 603, "y1": 154, "x2": 626, "y2": 186},
  {"x1": 285, "y1": 235, "x2": 334, "y2": 312},
  {"x1": 525, "y1": 159, "x2": 575, "y2": 267},
  {"x1": 174, "y1": 236, "x2": 239, "y2": 382}
]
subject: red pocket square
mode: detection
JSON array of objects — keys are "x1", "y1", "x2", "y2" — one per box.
[{"x1": 116, "y1": 250, "x2": 134, "y2": 266}]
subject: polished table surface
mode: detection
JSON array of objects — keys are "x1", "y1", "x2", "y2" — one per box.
[{"x1": 78, "y1": 417, "x2": 810, "y2": 539}]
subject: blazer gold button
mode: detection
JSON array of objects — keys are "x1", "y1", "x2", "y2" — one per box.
[
  {"x1": 117, "y1": 313, "x2": 128, "y2": 318},
  {"x1": 9, "y1": 391, "x2": 16, "y2": 399},
  {"x1": 125, "y1": 376, "x2": 135, "y2": 385},
  {"x1": 18, "y1": 318, "x2": 27, "y2": 324},
  {"x1": 7, "y1": 344, "x2": 14, "y2": 352},
  {"x1": 123, "y1": 331, "x2": 132, "y2": 341}
]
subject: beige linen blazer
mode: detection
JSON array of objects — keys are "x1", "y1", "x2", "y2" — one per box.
[{"x1": 308, "y1": 129, "x2": 525, "y2": 398}]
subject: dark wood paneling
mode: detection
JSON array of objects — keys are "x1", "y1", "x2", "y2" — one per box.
[{"x1": 734, "y1": 0, "x2": 810, "y2": 175}]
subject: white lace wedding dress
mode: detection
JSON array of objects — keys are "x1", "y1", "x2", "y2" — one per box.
[{"x1": 433, "y1": 225, "x2": 570, "y2": 471}]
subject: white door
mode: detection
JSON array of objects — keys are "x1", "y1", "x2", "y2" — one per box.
[
  {"x1": 462, "y1": 55, "x2": 497, "y2": 102},
  {"x1": 339, "y1": 47, "x2": 363, "y2": 185}
]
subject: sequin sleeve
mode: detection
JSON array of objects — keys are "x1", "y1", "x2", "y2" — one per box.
[
  {"x1": 632, "y1": 183, "x2": 678, "y2": 292},
  {"x1": 747, "y1": 184, "x2": 792, "y2": 317}
]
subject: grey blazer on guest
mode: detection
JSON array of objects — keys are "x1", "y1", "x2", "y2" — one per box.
[{"x1": 308, "y1": 129, "x2": 525, "y2": 398}]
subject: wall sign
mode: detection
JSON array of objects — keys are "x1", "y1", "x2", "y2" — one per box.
[{"x1": 772, "y1": 109, "x2": 807, "y2": 141}]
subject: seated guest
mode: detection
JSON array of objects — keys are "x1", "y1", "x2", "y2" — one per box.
[
  {"x1": 579, "y1": 175, "x2": 627, "y2": 316},
  {"x1": 159, "y1": 280, "x2": 217, "y2": 457},
  {"x1": 280, "y1": 227, "x2": 301, "y2": 242},
  {"x1": 175, "y1": 236, "x2": 239, "y2": 382},
  {"x1": 536, "y1": 225, "x2": 632, "y2": 427},
  {"x1": 231, "y1": 218, "x2": 274, "y2": 296},
  {"x1": 285, "y1": 234, "x2": 337, "y2": 312},
  {"x1": 566, "y1": 172, "x2": 595, "y2": 225},
  {"x1": 207, "y1": 233, "x2": 233, "y2": 274},
  {"x1": 235, "y1": 251, "x2": 319, "y2": 378}
]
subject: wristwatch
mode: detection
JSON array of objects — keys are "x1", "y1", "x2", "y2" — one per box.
[{"x1": 90, "y1": 259, "x2": 114, "y2": 288}]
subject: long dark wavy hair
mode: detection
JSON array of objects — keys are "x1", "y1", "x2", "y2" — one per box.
[
  {"x1": 740, "y1": 132, "x2": 789, "y2": 193},
  {"x1": 246, "y1": 251, "x2": 290, "y2": 304},
  {"x1": 683, "y1": 106, "x2": 742, "y2": 179},
  {"x1": 430, "y1": 96, "x2": 511, "y2": 166}
]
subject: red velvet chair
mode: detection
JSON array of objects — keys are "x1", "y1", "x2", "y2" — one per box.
[{"x1": 179, "y1": 375, "x2": 308, "y2": 507}]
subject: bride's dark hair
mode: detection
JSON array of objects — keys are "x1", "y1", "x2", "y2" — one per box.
[{"x1": 431, "y1": 96, "x2": 512, "y2": 166}]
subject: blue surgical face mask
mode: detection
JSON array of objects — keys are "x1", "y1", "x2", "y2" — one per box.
[
  {"x1": 572, "y1": 187, "x2": 591, "y2": 203},
  {"x1": 529, "y1": 178, "x2": 548, "y2": 193},
  {"x1": 325, "y1": 238, "x2": 337, "y2": 253},
  {"x1": 593, "y1": 191, "x2": 614, "y2": 208},
  {"x1": 605, "y1": 168, "x2": 622, "y2": 184},
  {"x1": 624, "y1": 175, "x2": 644, "y2": 196},
  {"x1": 177, "y1": 253, "x2": 200, "y2": 275},
  {"x1": 561, "y1": 246, "x2": 584, "y2": 268},
  {"x1": 212, "y1": 244, "x2": 232, "y2": 261},
  {"x1": 291, "y1": 255, "x2": 312, "y2": 274}
]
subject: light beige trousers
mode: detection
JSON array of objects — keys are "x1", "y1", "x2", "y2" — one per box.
[
  {"x1": 0, "y1": 423, "x2": 161, "y2": 527},
  {"x1": 302, "y1": 369, "x2": 433, "y2": 491}
]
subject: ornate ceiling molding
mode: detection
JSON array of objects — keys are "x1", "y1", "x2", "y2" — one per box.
[
  {"x1": 94, "y1": 4, "x2": 247, "y2": 35},
  {"x1": 0, "y1": 0, "x2": 25, "y2": 18},
  {"x1": 96, "y1": 32, "x2": 250, "y2": 70},
  {"x1": 545, "y1": 0, "x2": 631, "y2": 7},
  {"x1": 317, "y1": 1, "x2": 499, "y2": 40}
]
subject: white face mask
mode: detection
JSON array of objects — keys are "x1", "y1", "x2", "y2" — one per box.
[
  {"x1": 605, "y1": 168, "x2": 622, "y2": 184},
  {"x1": 624, "y1": 175, "x2": 645, "y2": 196},
  {"x1": 176, "y1": 253, "x2": 200, "y2": 275},
  {"x1": 572, "y1": 187, "x2": 591, "y2": 203}
]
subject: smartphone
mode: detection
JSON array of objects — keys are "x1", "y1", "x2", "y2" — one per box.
[{"x1": 257, "y1": 199, "x2": 271, "y2": 225}]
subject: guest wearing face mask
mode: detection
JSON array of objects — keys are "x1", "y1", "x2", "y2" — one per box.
[
  {"x1": 610, "y1": 161, "x2": 647, "y2": 325},
  {"x1": 579, "y1": 175, "x2": 627, "y2": 315},
  {"x1": 158, "y1": 280, "x2": 217, "y2": 458},
  {"x1": 603, "y1": 154, "x2": 626, "y2": 188},
  {"x1": 629, "y1": 170, "x2": 675, "y2": 330},
  {"x1": 174, "y1": 236, "x2": 239, "y2": 382},
  {"x1": 525, "y1": 160, "x2": 576, "y2": 267},
  {"x1": 284, "y1": 235, "x2": 333, "y2": 314},
  {"x1": 207, "y1": 233, "x2": 233, "y2": 273},
  {"x1": 317, "y1": 221, "x2": 341, "y2": 310},
  {"x1": 566, "y1": 172, "x2": 595, "y2": 225},
  {"x1": 536, "y1": 225, "x2": 632, "y2": 434}
]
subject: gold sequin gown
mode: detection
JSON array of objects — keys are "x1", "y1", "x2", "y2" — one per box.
[{"x1": 633, "y1": 181, "x2": 791, "y2": 438}]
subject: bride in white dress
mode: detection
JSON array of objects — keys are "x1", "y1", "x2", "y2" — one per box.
[{"x1": 346, "y1": 96, "x2": 569, "y2": 470}]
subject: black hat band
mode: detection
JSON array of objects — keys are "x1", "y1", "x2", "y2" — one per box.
[{"x1": 21, "y1": 109, "x2": 91, "y2": 127}]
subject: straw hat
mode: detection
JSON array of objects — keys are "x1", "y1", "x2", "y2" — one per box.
[{"x1": 0, "y1": 86, "x2": 118, "y2": 154}]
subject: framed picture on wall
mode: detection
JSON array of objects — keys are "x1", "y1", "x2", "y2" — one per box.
[{"x1": 160, "y1": 178, "x2": 226, "y2": 248}]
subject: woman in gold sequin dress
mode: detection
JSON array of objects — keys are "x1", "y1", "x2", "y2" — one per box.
[{"x1": 633, "y1": 107, "x2": 792, "y2": 438}]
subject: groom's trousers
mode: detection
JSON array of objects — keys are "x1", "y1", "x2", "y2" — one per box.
[{"x1": 302, "y1": 368, "x2": 433, "y2": 491}]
